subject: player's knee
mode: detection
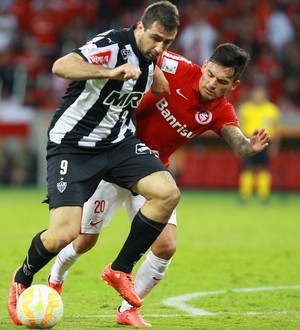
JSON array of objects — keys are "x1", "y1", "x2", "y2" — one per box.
[
  {"x1": 155, "y1": 245, "x2": 176, "y2": 260},
  {"x1": 163, "y1": 241, "x2": 176, "y2": 259},
  {"x1": 152, "y1": 237, "x2": 176, "y2": 260},
  {"x1": 160, "y1": 184, "x2": 181, "y2": 211},
  {"x1": 171, "y1": 185, "x2": 181, "y2": 205},
  {"x1": 42, "y1": 230, "x2": 78, "y2": 252},
  {"x1": 73, "y1": 235, "x2": 98, "y2": 254}
]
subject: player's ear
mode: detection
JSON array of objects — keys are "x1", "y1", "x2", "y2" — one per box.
[
  {"x1": 230, "y1": 80, "x2": 240, "y2": 91},
  {"x1": 202, "y1": 60, "x2": 208, "y2": 69},
  {"x1": 136, "y1": 21, "x2": 144, "y2": 35}
]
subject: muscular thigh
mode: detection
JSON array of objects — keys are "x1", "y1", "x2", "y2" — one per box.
[{"x1": 132, "y1": 170, "x2": 177, "y2": 199}]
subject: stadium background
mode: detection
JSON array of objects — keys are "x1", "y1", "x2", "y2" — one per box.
[{"x1": 0, "y1": 0, "x2": 300, "y2": 190}]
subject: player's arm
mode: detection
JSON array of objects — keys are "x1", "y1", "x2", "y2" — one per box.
[
  {"x1": 221, "y1": 125, "x2": 270, "y2": 157},
  {"x1": 52, "y1": 53, "x2": 141, "y2": 81},
  {"x1": 151, "y1": 66, "x2": 170, "y2": 96}
]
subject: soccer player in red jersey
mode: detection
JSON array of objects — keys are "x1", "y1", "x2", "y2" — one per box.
[{"x1": 48, "y1": 43, "x2": 270, "y2": 327}]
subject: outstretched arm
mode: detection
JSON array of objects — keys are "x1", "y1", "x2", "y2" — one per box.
[
  {"x1": 52, "y1": 53, "x2": 142, "y2": 81},
  {"x1": 221, "y1": 125, "x2": 270, "y2": 157}
]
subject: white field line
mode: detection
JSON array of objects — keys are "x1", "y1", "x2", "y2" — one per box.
[
  {"x1": 163, "y1": 285, "x2": 300, "y2": 316},
  {"x1": 1, "y1": 285, "x2": 299, "y2": 320}
]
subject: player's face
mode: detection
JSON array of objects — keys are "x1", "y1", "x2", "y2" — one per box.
[
  {"x1": 135, "y1": 21, "x2": 177, "y2": 61},
  {"x1": 199, "y1": 61, "x2": 240, "y2": 101}
]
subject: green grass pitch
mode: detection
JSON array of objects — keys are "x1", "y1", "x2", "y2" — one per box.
[{"x1": 0, "y1": 187, "x2": 300, "y2": 329}]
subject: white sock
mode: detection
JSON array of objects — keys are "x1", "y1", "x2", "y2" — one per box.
[
  {"x1": 119, "y1": 250, "x2": 172, "y2": 312},
  {"x1": 49, "y1": 243, "x2": 81, "y2": 283}
]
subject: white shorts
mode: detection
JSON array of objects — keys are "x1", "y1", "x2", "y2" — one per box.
[{"x1": 81, "y1": 180, "x2": 177, "y2": 234}]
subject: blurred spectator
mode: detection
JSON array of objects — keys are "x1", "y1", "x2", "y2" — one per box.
[
  {"x1": 266, "y1": 3, "x2": 295, "y2": 58},
  {"x1": 0, "y1": 88, "x2": 35, "y2": 123},
  {"x1": 0, "y1": 0, "x2": 19, "y2": 97},
  {"x1": 0, "y1": 137, "x2": 13, "y2": 184},
  {"x1": 0, "y1": 48, "x2": 16, "y2": 96},
  {"x1": 13, "y1": 0, "x2": 73, "y2": 59},
  {"x1": 251, "y1": 42, "x2": 283, "y2": 101},
  {"x1": 238, "y1": 86, "x2": 281, "y2": 203},
  {"x1": 1, "y1": 0, "x2": 300, "y2": 187},
  {"x1": 9, "y1": 139, "x2": 37, "y2": 185},
  {"x1": 0, "y1": 1, "x2": 18, "y2": 52},
  {"x1": 59, "y1": 16, "x2": 88, "y2": 56},
  {"x1": 0, "y1": 137, "x2": 37, "y2": 186},
  {"x1": 0, "y1": 89, "x2": 36, "y2": 185},
  {"x1": 281, "y1": 42, "x2": 300, "y2": 108},
  {"x1": 177, "y1": 1, "x2": 218, "y2": 65},
  {"x1": 0, "y1": 0, "x2": 298, "y2": 115}
]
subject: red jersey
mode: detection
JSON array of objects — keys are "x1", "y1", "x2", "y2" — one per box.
[{"x1": 136, "y1": 51, "x2": 239, "y2": 167}]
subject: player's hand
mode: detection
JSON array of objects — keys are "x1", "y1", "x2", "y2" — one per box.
[
  {"x1": 110, "y1": 63, "x2": 142, "y2": 81},
  {"x1": 250, "y1": 128, "x2": 270, "y2": 152}
]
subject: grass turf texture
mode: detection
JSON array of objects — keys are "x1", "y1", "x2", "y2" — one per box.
[{"x1": 0, "y1": 187, "x2": 299, "y2": 329}]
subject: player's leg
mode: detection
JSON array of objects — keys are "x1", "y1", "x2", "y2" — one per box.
[
  {"x1": 102, "y1": 171, "x2": 179, "y2": 302},
  {"x1": 117, "y1": 199, "x2": 177, "y2": 327},
  {"x1": 15, "y1": 206, "x2": 82, "y2": 284},
  {"x1": 48, "y1": 233, "x2": 99, "y2": 294},
  {"x1": 257, "y1": 168, "x2": 271, "y2": 202},
  {"x1": 239, "y1": 157, "x2": 255, "y2": 203},
  {"x1": 239, "y1": 169, "x2": 254, "y2": 202},
  {"x1": 8, "y1": 152, "x2": 103, "y2": 325},
  {"x1": 255, "y1": 151, "x2": 271, "y2": 202},
  {"x1": 101, "y1": 141, "x2": 180, "y2": 308},
  {"x1": 135, "y1": 171, "x2": 180, "y2": 222},
  {"x1": 124, "y1": 195, "x2": 177, "y2": 300},
  {"x1": 117, "y1": 224, "x2": 176, "y2": 327},
  {"x1": 135, "y1": 223, "x2": 176, "y2": 298},
  {"x1": 8, "y1": 206, "x2": 82, "y2": 325},
  {"x1": 108, "y1": 170, "x2": 180, "y2": 273},
  {"x1": 48, "y1": 181, "x2": 131, "y2": 294}
]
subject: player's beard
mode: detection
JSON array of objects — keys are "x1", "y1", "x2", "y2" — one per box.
[{"x1": 141, "y1": 47, "x2": 158, "y2": 61}]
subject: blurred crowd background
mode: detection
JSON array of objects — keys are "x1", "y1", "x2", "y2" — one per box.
[{"x1": 0, "y1": 0, "x2": 300, "y2": 190}]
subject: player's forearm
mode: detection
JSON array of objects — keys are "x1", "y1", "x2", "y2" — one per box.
[
  {"x1": 234, "y1": 138, "x2": 256, "y2": 157},
  {"x1": 52, "y1": 53, "x2": 112, "y2": 80},
  {"x1": 221, "y1": 126, "x2": 256, "y2": 157},
  {"x1": 151, "y1": 66, "x2": 170, "y2": 96}
]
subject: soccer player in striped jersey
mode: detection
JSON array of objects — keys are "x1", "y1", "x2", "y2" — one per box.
[
  {"x1": 8, "y1": 1, "x2": 180, "y2": 326},
  {"x1": 48, "y1": 44, "x2": 270, "y2": 327}
]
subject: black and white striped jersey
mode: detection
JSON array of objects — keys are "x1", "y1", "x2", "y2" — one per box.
[{"x1": 48, "y1": 25, "x2": 155, "y2": 151}]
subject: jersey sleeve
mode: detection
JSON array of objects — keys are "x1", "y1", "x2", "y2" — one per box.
[
  {"x1": 73, "y1": 34, "x2": 119, "y2": 69},
  {"x1": 211, "y1": 102, "x2": 240, "y2": 137}
]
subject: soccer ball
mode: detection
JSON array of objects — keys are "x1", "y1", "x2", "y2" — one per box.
[{"x1": 17, "y1": 284, "x2": 63, "y2": 329}]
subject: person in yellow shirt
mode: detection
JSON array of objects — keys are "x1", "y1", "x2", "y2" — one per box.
[{"x1": 238, "y1": 85, "x2": 281, "y2": 203}]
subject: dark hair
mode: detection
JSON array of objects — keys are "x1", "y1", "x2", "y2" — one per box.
[
  {"x1": 208, "y1": 43, "x2": 251, "y2": 80},
  {"x1": 141, "y1": 1, "x2": 180, "y2": 33}
]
